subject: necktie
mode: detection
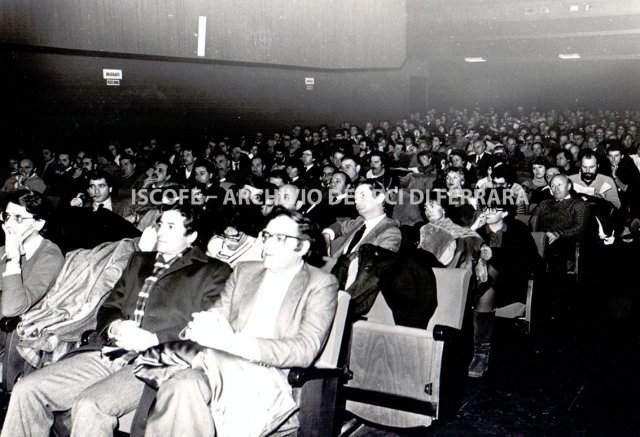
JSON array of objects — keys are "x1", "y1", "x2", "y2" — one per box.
[{"x1": 346, "y1": 224, "x2": 366, "y2": 253}]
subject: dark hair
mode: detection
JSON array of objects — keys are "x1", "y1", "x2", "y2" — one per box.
[
  {"x1": 267, "y1": 206, "x2": 326, "y2": 267},
  {"x1": 480, "y1": 187, "x2": 517, "y2": 217},
  {"x1": 491, "y1": 164, "x2": 517, "y2": 185},
  {"x1": 359, "y1": 138, "x2": 374, "y2": 150},
  {"x1": 285, "y1": 159, "x2": 303, "y2": 172},
  {"x1": 332, "y1": 171, "x2": 350, "y2": 186},
  {"x1": 530, "y1": 156, "x2": 549, "y2": 171},
  {"x1": 417, "y1": 150, "x2": 432, "y2": 162},
  {"x1": 606, "y1": 142, "x2": 624, "y2": 154},
  {"x1": 159, "y1": 201, "x2": 197, "y2": 235},
  {"x1": 556, "y1": 149, "x2": 573, "y2": 161},
  {"x1": 4, "y1": 190, "x2": 50, "y2": 222},
  {"x1": 449, "y1": 149, "x2": 468, "y2": 162},
  {"x1": 432, "y1": 134, "x2": 446, "y2": 144},
  {"x1": 154, "y1": 158, "x2": 177, "y2": 179},
  {"x1": 119, "y1": 153, "x2": 137, "y2": 166},
  {"x1": 369, "y1": 151, "x2": 387, "y2": 167},
  {"x1": 269, "y1": 169, "x2": 289, "y2": 183},
  {"x1": 223, "y1": 205, "x2": 264, "y2": 238},
  {"x1": 86, "y1": 170, "x2": 114, "y2": 189},
  {"x1": 193, "y1": 159, "x2": 215, "y2": 175}
]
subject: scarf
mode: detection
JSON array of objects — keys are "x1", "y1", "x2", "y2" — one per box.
[{"x1": 418, "y1": 217, "x2": 480, "y2": 260}]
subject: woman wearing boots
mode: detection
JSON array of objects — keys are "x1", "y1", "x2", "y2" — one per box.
[{"x1": 469, "y1": 188, "x2": 543, "y2": 377}]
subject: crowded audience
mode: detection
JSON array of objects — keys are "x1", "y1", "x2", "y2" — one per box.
[{"x1": 0, "y1": 105, "x2": 639, "y2": 435}]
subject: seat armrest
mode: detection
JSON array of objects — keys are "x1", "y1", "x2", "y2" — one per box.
[
  {"x1": 80, "y1": 329, "x2": 99, "y2": 345},
  {"x1": 288, "y1": 365, "x2": 351, "y2": 388},
  {"x1": 432, "y1": 324, "x2": 461, "y2": 342},
  {"x1": 0, "y1": 316, "x2": 21, "y2": 333}
]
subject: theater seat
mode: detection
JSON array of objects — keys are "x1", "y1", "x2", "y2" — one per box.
[
  {"x1": 342, "y1": 267, "x2": 471, "y2": 428},
  {"x1": 495, "y1": 231, "x2": 546, "y2": 333}
]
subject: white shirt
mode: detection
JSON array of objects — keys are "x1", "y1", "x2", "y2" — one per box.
[
  {"x1": 93, "y1": 197, "x2": 113, "y2": 212},
  {"x1": 342, "y1": 213, "x2": 386, "y2": 255}
]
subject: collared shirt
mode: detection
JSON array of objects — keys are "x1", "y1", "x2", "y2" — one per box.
[
  {"x1": 365, "y1": 169, "x2": 385, "y2": 179},
  {"x1": 93, "y1": 197, "x2": 113, "y2": 211},
  {"x1": 342, "y1": 213, "x2": 386, "y2": 255},
  {"x1": 486, "y1": 223, "x2": 508, "y2": 248},
  {"x1": 360, "y1": 214, "x2": 386, "y2": 241}
]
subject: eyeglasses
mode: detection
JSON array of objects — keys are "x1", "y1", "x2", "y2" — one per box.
[
  {"x1": 223, "y1": 230, "x2": 243, "y2": 242},
  {"x1": 481, "y1": 207, "x2": 504, "y2": 214},
  {"x1": 1, "y1": 212, "x2": 35, "y2": 224},
  {"x1": 260, "y1": 230, "x2": 302, "y2": 244}
]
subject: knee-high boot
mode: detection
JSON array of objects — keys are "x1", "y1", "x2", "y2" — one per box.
[{"x1": 468, "y1": 308, "x2": 495, "y2": 378}]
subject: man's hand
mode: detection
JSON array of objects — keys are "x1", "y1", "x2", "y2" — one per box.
[
  {"x1": 142, "y1": 176, "x2": 157, "y2": 188},
  {"x1": 2, "y1": 224, "x2": 23, "y2": 260},
  {"x1": 70, "y1": 194, "x2": 84, "y2": 207},
  {"x1": 183, "y1": 310, "x2": 235, "y2": 350},
  {"x1": 546, "y1": 231, "x2": 561, "y2": 245},
  {"x1": 138, "y1": 225, "x2": 159, "y2": 252},
  {"x1": 111, "y1": 320, "x2": 159, "y2": 352},
  {"x1": 322, "y1": 232, "x2": 333, "y2": 256},
  {"x1": 470, "y1": 213, "x2": 487, "y2": 231}
]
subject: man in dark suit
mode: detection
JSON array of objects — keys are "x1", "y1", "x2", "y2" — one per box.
[
  {"x1": 228, "y1": 145, "x2": 251, "y2": 178},
  {"x1": 468, "y1": 139, "x2": 493, "y2": 178},
  {"x1": 299, "y1": 146, "x2": 322, "y2": 189},
  {"x1": 173, "y1": 146, "x2": 197, "y2": 187},
  {"x1": 607, "y1": 143, "x2": 640, "y2": 219},
  {"x1": 1, "y1": 203, "x2": 232, "y2": 437},
  {"x1": 304, "y1": 171, "x2": 358, "y2": 229},
  {"x1": 69, "y1": 170, "x2": 131, "y2": 216}
]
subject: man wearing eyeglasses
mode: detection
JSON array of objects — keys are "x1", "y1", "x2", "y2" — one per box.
[
  {"x1": 1, "y1": 203, "x2": 232, "y2": 437},
  {"x1": 134, "y1": 208, "x2": 338, "y2": 436}
]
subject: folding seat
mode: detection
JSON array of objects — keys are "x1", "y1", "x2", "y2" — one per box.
[{"x1": 342, "y1": 267, "x2": 472, "y2": 429}]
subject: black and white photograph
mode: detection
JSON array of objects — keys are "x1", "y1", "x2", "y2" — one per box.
[{"x1": 0, "y1": 0, "x2": 639, "y2": 436}]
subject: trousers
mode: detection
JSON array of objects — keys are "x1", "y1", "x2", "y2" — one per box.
[{"x1": 0, "y1": 350, "x2": 146, "y2": 437}]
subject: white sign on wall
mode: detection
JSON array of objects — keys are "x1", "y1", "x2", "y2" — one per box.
[
  {"x1": 103, "y1": 69, "x2": 123, "y2": 80},
  {"x1": 305, "y1": 77, "x2": 314, "y2": 91}
]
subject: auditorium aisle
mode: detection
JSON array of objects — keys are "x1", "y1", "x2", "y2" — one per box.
[{"x1": 348, "y1": 283, "x2": 640, "y2": 437}]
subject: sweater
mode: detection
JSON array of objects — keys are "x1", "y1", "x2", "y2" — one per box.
[
  {"x1": 531, "y1": 198, "x2": 590, "y2": 241},
  {"x1": 0, "y1": 239, "x2": 64, "y2": 317}
]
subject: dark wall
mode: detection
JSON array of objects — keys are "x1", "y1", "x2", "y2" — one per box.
[
  {"x1": 427, "y1": 60, "x2": 640, "y2": 112},
  {"x1": 1, "y1": 0, "x2": 406, "y2": 69},
  {"x1": 0, "y1": 49, "x2": 411, "y2": 150}
]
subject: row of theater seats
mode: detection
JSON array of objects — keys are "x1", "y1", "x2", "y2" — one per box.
[
  {"x1": 114, "y1": 268, "x2": 473, "y2": 436},
  {"x1": 1, "y1": 229, "x2": 548, "y2": 435}
]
